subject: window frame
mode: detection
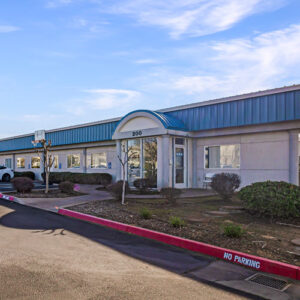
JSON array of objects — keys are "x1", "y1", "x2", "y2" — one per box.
[
  {"x1": 17, "y1": 157, "x2": 25, "y2": 169},
  {"x1": 204, "y1": 144, "x2": 240, "y2": 170},
  {"x1": 31, "y1": 156, "x2": 41, "y2": 169},
  {"x1": 67, "y1": 154, "x2": 81, "y2": 169},
  {"x1": 90, "y1": 152, "x2": 108, "y2": 169}
]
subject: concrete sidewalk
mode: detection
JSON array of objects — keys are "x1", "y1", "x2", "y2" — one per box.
[
  {"x1": 18, "y1": 185, "x2": 113, "y2": 211},
  {"x1": 17, "y1": 186, "x2": 215, "y2": 211}
]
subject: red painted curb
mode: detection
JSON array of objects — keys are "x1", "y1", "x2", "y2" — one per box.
[
  {"x1": 58, "y1": 208, "x2": 300, "y2": 281},
  {"x1": 0, "y1": 193, "x2": 15, "y2": 202}
]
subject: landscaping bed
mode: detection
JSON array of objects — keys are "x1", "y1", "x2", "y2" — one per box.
[
  {"x1": 8, "y1": 189, "x2": 86, "y2": 198},
  {"x1": 68, "y1": 195, "x2": 300, "y2": 266}
]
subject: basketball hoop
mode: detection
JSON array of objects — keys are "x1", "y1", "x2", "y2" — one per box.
[{"x1": 32, "y1": 140, "x2": 40, "y2": 147}]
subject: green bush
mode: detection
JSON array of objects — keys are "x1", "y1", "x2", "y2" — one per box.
[
  {"x1": 59, "y1": 181, "x2": 75, "y2": 194},
  {"x1": 169, "y1": 216, "x2": 185, "y2": 228},
  {"x1": 12, "y1": 177, "x2": 34, "y2": 193},
  {"x1": 140, "y1": 207, "x2": 152, "y2": 219},
  {"x1": 107, "y1": 180, "x2": 130, "y2": 201},
  {"x1": 223, "y1": 223, "x2": 244, "y2": 238},
  {"x1": 42, "y1": 172, "x2": 112, "y2": 186},
  {"x1": 14, "y1": 171, "x2": 35, "y2": 180},
  {"x1": 160, "y1": 188, "x2": 182, "y2": 205},
  {"x1": 211, "y1": 173, "x2": 241, "y2": 200},
  {"x1": 239, "y1": 181, "x2": 300, "y2": 218}
]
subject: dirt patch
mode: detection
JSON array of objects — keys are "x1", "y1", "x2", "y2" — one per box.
[
  {"x1": 9, "y1": 190, "x2": 86, "y2": 198},
  {"x1": 69, "y1": 196, "x2": 300, "y2": 266}
]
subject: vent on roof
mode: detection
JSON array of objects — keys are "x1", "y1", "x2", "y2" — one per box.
[{"x1": 246, "y1": 274, "x2": 289, "y2": 291}]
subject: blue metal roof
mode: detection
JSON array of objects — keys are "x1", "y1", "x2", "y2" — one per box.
[
  {"x1": 0, "y1": 88, "x2": 299, "y2": 152},
  {"x1": 118, "y1": 110, "x2": 187, "y2": 131},
  {"x1": 164, "y1": 90, "x2": 300, "y2": 131},
  {"x1": 46, "y1": 121, "x2": 119, "y2": 147},
  {"x1": 0, "y1": 135, "x2": 35, "y2": 152},
  {"x1": 0, "y1": 121, "x2": 119, "y2": 152}
]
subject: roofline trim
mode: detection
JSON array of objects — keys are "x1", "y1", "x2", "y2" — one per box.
[{"x1": 158, "y1": 84, "x2": 300, "y2": 113}]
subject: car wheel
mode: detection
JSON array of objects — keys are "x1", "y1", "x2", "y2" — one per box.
[{"x1": 2, "y1": 174, "x2": 11, "y2": 182}]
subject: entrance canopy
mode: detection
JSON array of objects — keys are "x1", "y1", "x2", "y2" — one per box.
[{"x1": 112, "y1": 110, "x2": 187, "y2": 140}]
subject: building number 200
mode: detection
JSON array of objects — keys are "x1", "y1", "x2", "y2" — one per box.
[{"x1": 132, "y1": 130, "x2": 143, "y2": 137}]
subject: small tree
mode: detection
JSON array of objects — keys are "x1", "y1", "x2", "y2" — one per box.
[
  {"x1": 32, "y1": 139, "x2": 55, "y2": 194},
  {"x1": 117, "y1": 143, "x2": 136, "y2": 205}
]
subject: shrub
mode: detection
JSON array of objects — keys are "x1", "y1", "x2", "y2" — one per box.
[
  {"x1": 223, "y1": 223, "x2": 244, "y2": 238},
  {"x1": 239, "y1": 181, "x2": 300, "y2": 218},
  {"x1": 133, "y1": 178, "x2": 152, "y2": 194},
  {"x1": 140, "y1": 207, "x2": 152, "y2": 219},
  {"x1": 160, "y1": 188, "x2": 182, "y2": 205},
  {"x1": 42, "y1": 172, "x2": 112, "y2": 186},
  {"x1": 211, "y1": 173, "x2": 241, "y2": 200},
  {"x1": 59, "y1": 181, "x2": 75, "y2": 194},
  {"x1": 169, "y1": 216, "x2": 185, "y2": 228},
  {"x1": 14, "y1": 171, "x2": 35, "y2": 180},
  {"x1": 107, "y1": 180, "x2": 130, "y2": 201},
  {"x1": 12, "y1": 177, "x2": 34, "y2": 193}
]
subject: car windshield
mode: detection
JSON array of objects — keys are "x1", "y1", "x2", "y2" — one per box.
[{"x1": 0, "y1": 166, "x2": 6, "y2": 169}]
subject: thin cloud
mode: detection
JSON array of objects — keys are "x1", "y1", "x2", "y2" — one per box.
[
  {"x1": 135, "y1": 58, "x2": 160, "y2": 64},
  {"x1": 84, "y1": 89, "x2": 141, "y2": 110},
  {"x1": 171, "y1": 23, "x2": 300, "y2": 95},
  {"x1": 0, "y1": 25, "x2": 20, "y2": 33},
  {"x1": 63, "y1": 89, "x2": 142, "y2": 117},
  {"x1": 104, "y1": 0, "x2": 287, "y2": 38},
  {"x1": 46, "y1": 0, "x2": 74, "y2": 8}
]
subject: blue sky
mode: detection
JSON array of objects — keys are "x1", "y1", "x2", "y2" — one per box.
[{"x1": 1, "y1": 0, "x2": 300, "y2": 138}]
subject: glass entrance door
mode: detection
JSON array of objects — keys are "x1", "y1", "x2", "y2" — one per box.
[
  {"x1": 127, "y1": 138, "x2": 157, "y2": 188},
  {"x1": 127, "y1": 139, "x2": 141, "y2": 186},
  {"x1": 174, "y1": 138, "x2": 186, "y2": 188}
]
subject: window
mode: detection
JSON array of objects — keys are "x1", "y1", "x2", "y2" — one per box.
[
  {"x1": 17, "y1": 157, "x2": 25, "y2": 168},
  {"x1": 53, "y1": 155, "x2": 59, "y2": 168},
  {"x1": 127, "y1": 138, "x2": 157, "y2": 188},
  {"x1": 91, "y1": 153, "x2": 107, "y2": 169},
  {"x1": 205, "y1": 145, "x2": 240, "y2": 169},
  {"x1": 31, "y1": 157, "x2": 41, "y2": 168},
  {"x1": 5, "y1": 158, "x2": 12, "y2": 169},
  {"x1": 67, "y1": 154, "x2": 80, "y2": 168},
  {"x1": 175, "y1": 138, "x2": 185, "y2": 145}
]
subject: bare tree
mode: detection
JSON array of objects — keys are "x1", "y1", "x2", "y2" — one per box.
[
  {"x1": 117, "y1": 143, "x2": 137, "y2": 205},
  {"x1": 33, "y1": 139, "x2": 55, "y2": 194}
]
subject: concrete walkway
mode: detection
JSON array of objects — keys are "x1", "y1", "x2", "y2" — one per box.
[
  {"x1": 17, "y1": 186, "x2": 216, "y2": 211},
  {"x1": 18, "y1": 185, "x2": 113, "y2": 212}
]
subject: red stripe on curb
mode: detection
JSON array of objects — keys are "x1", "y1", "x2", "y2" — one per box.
[
  {"x1": 0, "y1": 193, "x2": 15, "y2": 201},
  {"x1": 58, "y1": 208, "x2": 300, "y2": 281}
]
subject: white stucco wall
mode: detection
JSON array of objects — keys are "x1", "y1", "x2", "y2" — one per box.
[
  {"x1": 0, "y1": 145, "x2": 117, "y2": 181},
  {"x1": 196, "y1": 131, "x2": 291, "y2": 188}
]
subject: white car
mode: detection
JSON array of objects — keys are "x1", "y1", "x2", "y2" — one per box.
[{"x1": 0, "y1": 166, "x2": 14, "y2": 182}]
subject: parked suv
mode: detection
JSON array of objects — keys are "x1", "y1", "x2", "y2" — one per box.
[{"x1": 0, "y1": 166, "x2": 14, "y2": 182}]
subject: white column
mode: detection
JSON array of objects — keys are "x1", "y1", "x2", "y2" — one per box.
[
  {"x1": 116, "y1": 140, "x2": 122, "y2": 181},
  {"x1": 289, "y1": 130, "x2": 299, "y2": 185},
  {"x1": 192, "y1": 138, "x2": 198, "y2": 188},
  {"x1": 157, "y1": 135, "x2": 170, "y2": 189},
  {"x1": 83, "y1": 148, "x2": 87, "y2": 173}
]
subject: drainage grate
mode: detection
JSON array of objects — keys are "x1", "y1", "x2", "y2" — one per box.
[{"x1": 247, "y1": 274, "x2": 289, "y2": 291}]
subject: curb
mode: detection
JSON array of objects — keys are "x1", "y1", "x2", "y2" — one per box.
[
  {"x1": 58, "y1": 208, "x2": 300, "y2": 281},
  {"x1": 0, "y1": 193, "x2": 23, "y2": 204}
]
